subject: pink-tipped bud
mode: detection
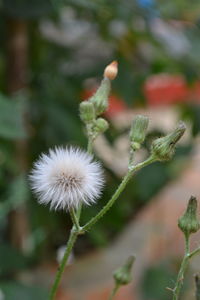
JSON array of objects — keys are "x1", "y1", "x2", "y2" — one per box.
[{"x1": 103, "y1": 61, "x2": 118, "y2": 80}]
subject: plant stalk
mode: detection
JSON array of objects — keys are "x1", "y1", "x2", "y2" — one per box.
[
  {"x1": 83, "y1": 155, "x2": 156, "y2": 232},
  {"x1": 172, "y1": 234, "x2": 190, "y2": 300},
  {"x1": 109, "y1": 284, "x2": 120, "y2": 300},
  {"x1": 69, "y1": 207, "x2": 81, "y2": 231},
  {"x1": 49, "y1": 227, "x2": 78, "y2": 300}
]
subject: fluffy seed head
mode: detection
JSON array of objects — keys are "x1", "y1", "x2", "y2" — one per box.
[{"x1": 30, "y1": 147, "x2": 104, "y2": 210}]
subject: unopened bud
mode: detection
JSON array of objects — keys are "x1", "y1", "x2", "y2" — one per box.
[
  {"x1": 79, "y1": 101, "x2": 95, "y2": 123},
  {"x1": 130, "y1": 115, "x2": 149, "y2": 150},
  {"x1": 113, "y1": 255, "x2": 135, "y2": 286},
  {"x1": 89, "y1": 78, "x2": 111, "y2": 116},
  {"x1": 151, "y1": 121, "x2": 186, "y2": 161},
  {"x1": 94, "y1": 118, "x2": 109, "y2": 134},
  {"x1": 104, "y1": 61, "x2": 118, "y2": 80},
  {"x1": 178, "y1": 196, "x2": 200, "y2": 236}
]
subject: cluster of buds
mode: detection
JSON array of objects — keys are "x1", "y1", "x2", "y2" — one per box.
[
  {"x1": 129, "y1": 116, "x2": 186, "y2": 167},
  {"x1": 79, "y1": 61, "x2": 118, "y2": 141}
]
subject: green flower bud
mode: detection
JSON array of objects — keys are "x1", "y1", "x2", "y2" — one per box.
[
  {"x1": 151, "y1": 121, "x2": 186, "y2": 161},
  {"x1": 94, "y1": 118, "x2": 109, "y2": 134},
  {"x1": 79, "y1": 101, "x2": 95, "y2": 123},
  {"x1": 113, "y1": 255, "x2": 135, "y2": 286},
  {"x1": 89, "y1": 78, "x2": 111, "y2": 116},
  {"x1": 130, "y1": 115, "x2": 149, "y2": 150},
  {"x1": 178, "y1": 196, "x2": 200, "y2": 236}
]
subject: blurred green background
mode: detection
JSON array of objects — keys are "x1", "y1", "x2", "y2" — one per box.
[{"x1": 0, "y1": 0, "x2": 200, "y2": 298}]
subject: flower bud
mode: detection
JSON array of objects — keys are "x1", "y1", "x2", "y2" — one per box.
[
  {"x1": 178, "y1": 196, "x2": 200, "y2": 236},
  {"x1": 130, "y1": 115, "x2": 149, "y2": 150},
  {"x1": 103, "y1": 61, "x2": 118, "y2": 80},
  {"x1": 94, "y1": 118, "x2": 109, "y2": 134},
  {"x1": 151, "y1": 121, "x2": 186, "y2": 161},
  {"x1": 89, "y1": 78, "x2": 111, "y2": 116},
  {"x1": 113, "y1": 255, "x2": 135, "y2": 286},
  {"x1": 79, "y1": 101, "x2": 95, "y2": 123}
]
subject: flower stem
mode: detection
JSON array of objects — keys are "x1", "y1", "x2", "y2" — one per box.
[
  {"x1": 190, "y1": 246, "x2": 200, "y2": 259},
  {"x1": 108, "y1": 284, "x2": 120, "y2": 300},
  {"x1": 83, "y1": 155, "x2": 156, "y2": 232},
  {"x1": 76, "y1": 138, "x2": 93, "y2": 221},
  {"x1": 172, "y1": 234, "x2": 190, "y2": 300},
  {"x1": 69, "y1": 207, "x2": 81, "y2": 231},
  {"x1": 87, "y1": 137, "x2": 93, "y2": 154},
  {"x1": 49, "y1": 227, "x2": 78, "y2": 300},
  {"x1": 49, "y1": 132, "x2": 95, "y2": 299}
]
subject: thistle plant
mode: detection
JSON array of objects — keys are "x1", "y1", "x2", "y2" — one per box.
[
  {"x1": 29, "y1": 61, "x2": 186, "y2": 299},
  {"x1": 172, "y1": 196, "x2": 200, "y2": 300}
]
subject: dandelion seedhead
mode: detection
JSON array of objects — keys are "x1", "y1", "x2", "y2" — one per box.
[{"x1": 30, "y1": 147, "x2": 104, "y2": 210}]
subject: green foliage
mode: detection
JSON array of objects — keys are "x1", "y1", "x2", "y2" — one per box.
[
  {"x1": 0, "y1": 94, "x2": 26, "y2": 139},
  {"x1": 141, "y1": 262, "x2": 176, "y2": 300},
  {"x1": 0, "y1": 244, "x2": 28, "y2": 274},
  {"x1": 0, "y1": 174, "x2": 29, "y2": 220},
  {"x1": 2, "y1": 0, "x2": 53, "y2": 18}
]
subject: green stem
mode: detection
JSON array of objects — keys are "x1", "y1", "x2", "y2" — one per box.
[
  {"x1": 69, "y1": 207, "x2": 80, "y2": 231},
  {"x1": 109, "y1": 284, "x2": 120, "y2": 300},
  {"x1": 87, "y1": 137, "x2": 93, "y2": 154},
  {"x1": 83, "y1": 155, "x2": 156, "y2": 232},
  {"x1": 189, "y1": 247, "x2": 200, "y2": 259},
  {"x1": 76, "y1": 138, "x2": 93, "y2": 221},
  {"x1": 172, "y1": 235, "x2": 190, "y2": 300},
  {"x1": 49, "y1": 227, "x2": 78, "y2": 300}
]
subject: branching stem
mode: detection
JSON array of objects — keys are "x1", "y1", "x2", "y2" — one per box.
[
  {"x1": 172, "y1": 234, "x2": 200, "y2": 300},
  {"x1": 49, "y1": 227, "x2": 78, "y2": 299},
  {"x1": 83, "y1": 155, "x2": 156, "y2": 232}
]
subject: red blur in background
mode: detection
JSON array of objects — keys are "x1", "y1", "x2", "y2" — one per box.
[{"x1": 82, "y1": 74, "x2": 200, "y2": 117}]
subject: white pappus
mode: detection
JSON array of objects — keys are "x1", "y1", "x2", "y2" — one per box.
[{"x1": 29, "y1": 146, "x2": 104, "y2": 210}]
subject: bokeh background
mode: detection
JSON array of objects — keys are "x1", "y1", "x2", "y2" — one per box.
[{"x1": 0, "y1": 0, "x2": 200, "y2": 299}]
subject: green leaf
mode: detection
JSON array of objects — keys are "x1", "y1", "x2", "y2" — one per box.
[{"x1": 0, "y1": 93, "x2": 26, "y2": 139}]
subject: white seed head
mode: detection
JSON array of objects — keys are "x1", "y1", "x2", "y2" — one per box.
[{"x1": 30, "y1": 146, "x2": 104, "y2": 210}]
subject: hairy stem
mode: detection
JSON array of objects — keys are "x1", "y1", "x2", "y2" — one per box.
[
  {"x1": 172, "y1": 234, "x2": 190, "y2": 300},
  {"x1": 76, "y1": 138, "x2": 93, "y2": 221},
  {"x1": 69, "y1": 207, "x2": 81, "y2": 231},
  {"x1": 109, "y1": 284, "x2": 120, "y2": 300},
  {"x1": 49, "y1": 227, "x2": 78, "y2": 300},
  {"x1": 83, "y1": 155, "x2": 156, "y2": 232},
  {"x1": 87, "y1": 137, "x2": 93, "y2": 154},
  {"x1": 189, "y1": 246, "x2": 200, "y2": 259}
]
